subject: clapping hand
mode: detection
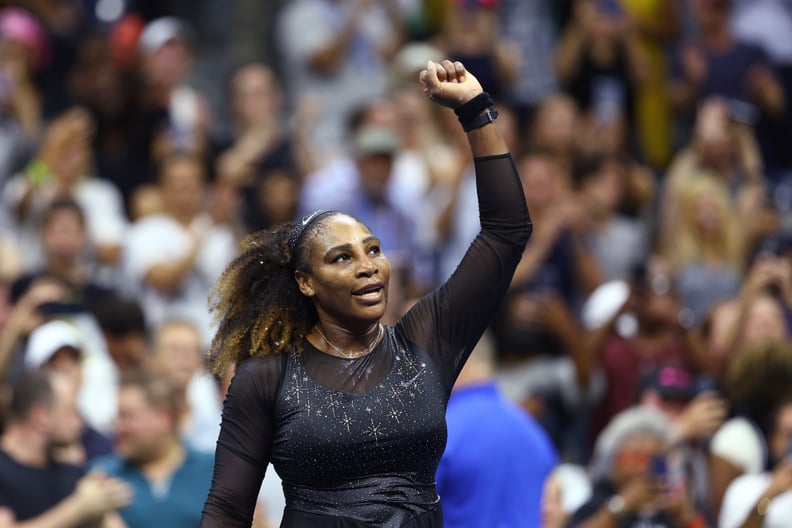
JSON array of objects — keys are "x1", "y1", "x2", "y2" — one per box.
[{"x1": 419, "y1": 60, "x2": 483, "y2": 110}]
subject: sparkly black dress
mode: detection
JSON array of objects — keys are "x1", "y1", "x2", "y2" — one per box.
[{"x1": 201, "y1": 154, "x2": 531, "y2": 527}]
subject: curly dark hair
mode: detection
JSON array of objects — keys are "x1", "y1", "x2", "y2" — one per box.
[
  {"x1": 207, "y1": 213, "x2": 344, "y2": 375},
  {"x1": 725, "y1": 341, "x2": 792, "y2": 433}
]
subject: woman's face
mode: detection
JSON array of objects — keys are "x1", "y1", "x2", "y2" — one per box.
[
  {"x1": 296, "y1": 215, "x2": 391, "y2": 329},
  {"x1": 693, "y1": 191, "x2": 724, "y2": 237}
]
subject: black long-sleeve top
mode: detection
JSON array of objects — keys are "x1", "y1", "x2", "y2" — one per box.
[{"x1": 201, "y1": 153, "x2": 532, "y2": 527}]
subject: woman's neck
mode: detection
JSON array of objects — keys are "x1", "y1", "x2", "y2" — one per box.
[{"x1": 311, "y1": 321, "x2": 383, "y2": 358}]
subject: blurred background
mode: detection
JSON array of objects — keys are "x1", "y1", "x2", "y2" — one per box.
[{"x1": 1, "y1": 0, "x2": 792, "y2": 526}]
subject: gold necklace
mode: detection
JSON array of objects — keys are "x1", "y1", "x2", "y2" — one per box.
[{"x1": 314, "y1": 323, "x2": 384, "y2": 358}]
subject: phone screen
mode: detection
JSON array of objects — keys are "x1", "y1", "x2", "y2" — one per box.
[{"x1": 650, "y1": 455, "x2": 668, "y2": 479}]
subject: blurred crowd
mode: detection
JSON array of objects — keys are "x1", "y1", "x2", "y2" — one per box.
[{"x1": 0, "y1": 0, "x2": 791, "y2": 526}]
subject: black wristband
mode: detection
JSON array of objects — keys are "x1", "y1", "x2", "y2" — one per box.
[
  {"x1": 454, "y1": 92, "x2": 494, "y2": 121},
  {"x1": 460, "y1": 107, "x2": 499, "y2": 132}
]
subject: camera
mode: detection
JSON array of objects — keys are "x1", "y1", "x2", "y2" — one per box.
[{"x1": 650, "y1": 454, "x2": 668, "y2": 479}]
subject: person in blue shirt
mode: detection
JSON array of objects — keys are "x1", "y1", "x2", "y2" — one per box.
[
  {"x1": 436, "y1": 330, "x2": 558, "y2": 528},
  {"x1": 92, "y1": 370, "x2": 215, "y2": 528}
]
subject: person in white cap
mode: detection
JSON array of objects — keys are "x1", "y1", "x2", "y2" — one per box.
[
  {"x1": 24, "y1": 319, "x2": 83, "y2": 384},
  {"x1": 137, "y1": 16, "x2": 210, "y2": 160},
  {"x1": 24, "y1": 319, "x2": 114, "y2": 462}
]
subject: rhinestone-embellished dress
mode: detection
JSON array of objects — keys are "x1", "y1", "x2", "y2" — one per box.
[{"x1": 201, "y1": 154, "x2": 531, "y2": 527}]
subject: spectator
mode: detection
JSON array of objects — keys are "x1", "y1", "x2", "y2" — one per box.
[
  {"x1": 0, "y1": 370, "x2": 131, "y2": 525},
  {"x1": 665, "y1": 97, "x2": 766, "y2": 199},
  {"x1": 436, "y1": 331, "x2": 557, "y2": 527},
  {"x1": 555, "y1": 0, "x2": 649, "y2": 148},
  {"x1": 68, "y1": 30, "x2": 153, "y2": 216},
  {"x1": 586, "y1": 258, "x2": 704, "y2": 445},
  {"x1": 10, "y1": 198, "x2": 115, "y2": 315},
  {"x1": 719, "y1": 397, "x2": 792, "y2": 528},
  {"x1": 215, "y1": 61, "x2": 303, "y2": 234},
  {"x1": 661, "y1": 175, "x2": 744, "y2": 326},
  {"x1": 568, "y1": 406, "x2": 705, "y2": 527},
  {"x1": 137, "y1": 17, "x2": 212, "y2": 166},
  {"x1": 509, "y1": 149, "x2": 601, "y2": 307},
  {"x1": 276, "y1": 0, "x2": 404, "y2": 159},
  {"x1": 668, "y1": 0, "x2": 785, "y2": 126},
  {"x1": 92, "y1": 370, "x2": 214, "y2": 527},
  {"x1": 23, "y1": 319, "x2": 115, "y2": 461},
  {"x1": 1, "y1": 107, "x2": 128, "y2": 274},
  {"x1": 149, "y1": 319, "x2": 221, "y2": 453},
  {"x1": 572, "y1": 153, "x2": 649, "y2": 283},
  {"x1": 121, "y1": 152, "x2": 237, "y2": 345},
  {"x1": 703, "y1": 250, "x2": 792, "y2": 381},
  {"x1": 709, "y1": 341, "x2": 792, "y2": 517},
  {"x1": 637, "y1": 364, "x2": 728, "y2": 518}
]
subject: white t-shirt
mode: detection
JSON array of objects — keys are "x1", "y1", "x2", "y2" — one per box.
[
  {"x1": 122, "y1": 213, "x2": 236, "y2": 346},
  {"x1": 720, "y1": 473, "x2": 792, "y2": 528}
]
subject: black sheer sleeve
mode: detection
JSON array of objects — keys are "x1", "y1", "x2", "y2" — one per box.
[
  {"x1": 398, "y1": 154, "x2": 531, "y2": 390},
  {"x1": 200, "y1": 354, "x2": 286, "y2": 527}
]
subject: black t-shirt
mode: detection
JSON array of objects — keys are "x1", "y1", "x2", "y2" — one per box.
[
  {"x1": 201, "y1": 154, "x2": 532, "y2": 527},
  {"x1": 0, "y1": 449, "x2": 84, "y2": 522}
]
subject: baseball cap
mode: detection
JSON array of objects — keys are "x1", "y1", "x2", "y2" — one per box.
[
  {"x1": 641, "y1": 366, "x2": 698, "y2": 401},
  {"x1": 137, "y1": 16, "x2": 192, "y2": 54},
  {"x1": 25, "y1": 320, "x2": 83, "y2": 370}
]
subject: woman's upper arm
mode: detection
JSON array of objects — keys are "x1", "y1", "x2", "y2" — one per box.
[{"x1": 201, "y1": 356, "x2": 282, "y2": 527}]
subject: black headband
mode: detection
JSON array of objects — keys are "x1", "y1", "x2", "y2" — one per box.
[{"x1": 287, "y1": 210, "x2": 337, "y2": 254}]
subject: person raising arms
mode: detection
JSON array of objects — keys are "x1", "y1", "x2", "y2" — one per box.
[{"x1": 200, "y1": 59, "x2": 532, "y2": 527}]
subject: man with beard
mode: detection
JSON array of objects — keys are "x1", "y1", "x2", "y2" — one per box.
[{"x1": 92, "y1": 370, "x2": 214, "y2": 528}]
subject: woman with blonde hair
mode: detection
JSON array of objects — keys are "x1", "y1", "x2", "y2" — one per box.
[{"x1": 661, "y1": 175, "x2": 745, "y2": 326}]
